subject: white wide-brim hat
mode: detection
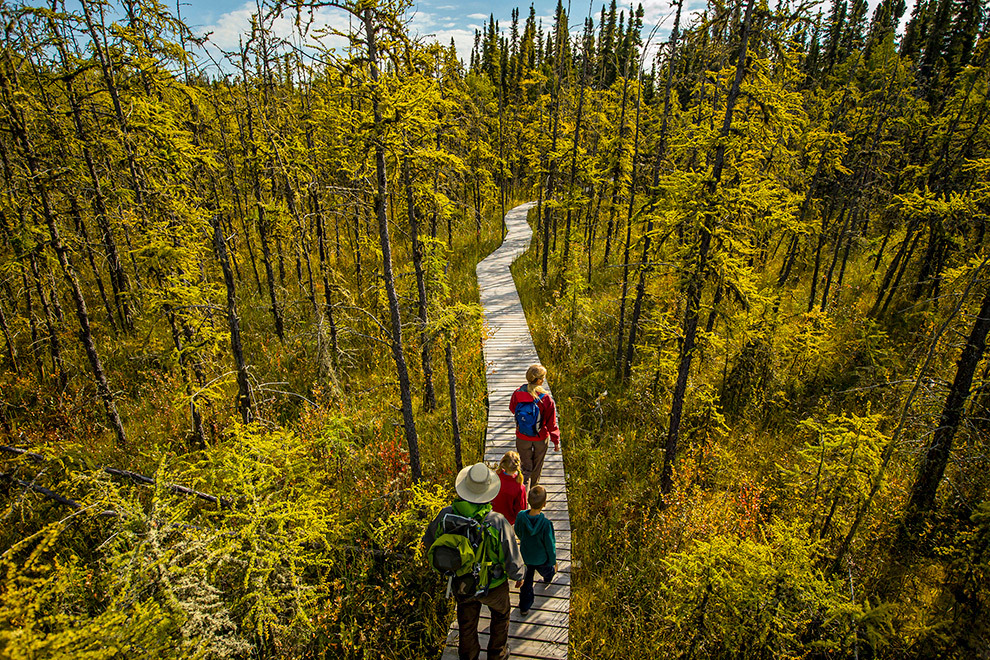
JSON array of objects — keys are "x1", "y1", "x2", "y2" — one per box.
[{"x1": 455, "y1": 462, "x2": 500, "y2": 503}]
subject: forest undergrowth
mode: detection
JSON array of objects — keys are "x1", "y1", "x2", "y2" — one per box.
[{"x1": 514, "y1": 209, "x2": 990, "y2": 657}]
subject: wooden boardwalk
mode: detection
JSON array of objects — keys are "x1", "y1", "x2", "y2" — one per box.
[{"x1": 442, "y1": 201, "x2": 570, "y2": 659}]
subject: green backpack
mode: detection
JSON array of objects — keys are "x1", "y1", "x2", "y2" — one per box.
[{"x1": 428, "y1": 500, "x2": 506, "y2": 598}]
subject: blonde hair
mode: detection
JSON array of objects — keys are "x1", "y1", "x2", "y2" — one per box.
[
  {"x1": 528, "y1": 485, "x2": 547, "y2": 510},
  {"x1": 499, "y1": 451, "x2": 524, "y2": 484},
  {"x1": 526, "y1": 364, "x2": 549, "y2": 395}
]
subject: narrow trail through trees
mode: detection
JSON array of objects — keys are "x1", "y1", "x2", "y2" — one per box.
[{"x1": 441, "y1": 201, "x2": 571, "y2": 659}]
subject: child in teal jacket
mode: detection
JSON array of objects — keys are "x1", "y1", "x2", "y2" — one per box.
[{"x1": 512, "y1": 485, "x2": 557, "y2": 615}]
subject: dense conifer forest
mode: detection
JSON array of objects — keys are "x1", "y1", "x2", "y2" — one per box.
[{"x1": 0, "y1": 0, "x2": 989, "y2": 657}]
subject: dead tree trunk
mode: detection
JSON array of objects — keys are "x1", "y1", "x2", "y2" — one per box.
[
  {"x1": 446, "y1": 338, "x2": 463, "y2": 472},
  {"x1": 3, "y1": 95, "x2": 127, "y2": 447},
  {"x1": 907, "y1": 283, "x2": 990, "y2": 516},
  {"x1": 29, "y1": 253, "x2": 66, "y2": 390},
  {"x1": 403, "y1": 153, "x2": 437, "y2": 412},
  {"x1": 363, "y1": 7, "x2": 422, "y2": 482},
  {"x1": 661, "y1": 0, "x2": 755, "y2": 496},
  {"x1": 212, "y1": 216, "x2": 253, "y2": 425}
]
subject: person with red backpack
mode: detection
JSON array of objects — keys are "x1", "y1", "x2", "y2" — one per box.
[{"x1": 509, "y1": 364, "x2": 560, "y2": 488}]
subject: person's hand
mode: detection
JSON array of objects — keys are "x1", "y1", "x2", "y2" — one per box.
[{"x1": 515, "y1": 580, "x2": 523, "y2": 589}]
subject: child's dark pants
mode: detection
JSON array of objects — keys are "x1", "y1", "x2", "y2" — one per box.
[{"x1": 518, "y1": 563, "x2": 555, "y2": 612}]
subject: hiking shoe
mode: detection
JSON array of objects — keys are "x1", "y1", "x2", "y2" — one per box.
[{"x1": 519, "y1": 608, "x2": 529, "y2": 616}]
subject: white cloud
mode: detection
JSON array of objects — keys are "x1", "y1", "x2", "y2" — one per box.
[
  {"x1": 193, "y1": 2, "x2": 353, "y2": 70},
  {"x1": 194, "y1": 2, "x2": 488, "y2": 69},
  {"x1": 405, "y1": 9, "x2": 442, "y2": 33},
  {"x1": 435, "y1": 29, "x2": 477, "y2": 61},
  {"x1": 466, "y1": 13, "x2": 488, "y2": 20}
]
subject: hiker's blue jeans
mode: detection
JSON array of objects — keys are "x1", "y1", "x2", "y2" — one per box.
[{"x1": 518, "y1": 562, "x2": 555, "y2": 612}]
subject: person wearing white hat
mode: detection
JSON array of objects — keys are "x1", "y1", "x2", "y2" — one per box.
[{"x1": 423, "y1": 462, "x2": 525, "y2": 660}]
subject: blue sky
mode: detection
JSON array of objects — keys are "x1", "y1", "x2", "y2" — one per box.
[
  {"x1": 181, "y1": 0, "x2": 703, "y2": 68},
  {"x1": 178, "y1": 0, "x2": 900, "y2": 73}
]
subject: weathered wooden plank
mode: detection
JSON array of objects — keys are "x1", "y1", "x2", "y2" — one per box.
[
  {"x1": 442, "y1": 637, "x2": 568, "y2": 660},
  {"x1": 508, "y1": 593, "x2": 571, "y2": 613},
  {"x1": 468, "y1": 618, "x2": 569, "y2": 644},
  {"x1": 484, "y1": 447, "x2": 564, "y2": 457},
  {"x1": 509, "y1": 569, "x2": 572, "y2": 587},
  {"x1": 476, "y1": 607, "x2": 569, "y2": 628},
  {"x1": 510, "y1": 581, "x2": 571, "y2": 599},
  {"x1": 450, "y1": 634, "x2": 568, "y2": 660}
]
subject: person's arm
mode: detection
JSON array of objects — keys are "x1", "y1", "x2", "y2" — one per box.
[
  {"x1": 509, "y1": 387, "x2": 520, "y2": 414},
  {"x1": 541, "y1": 395, "x2": 561, "y2": 449},
  {"x1": 546, "y1": 518, "x2": 556, "y2": 566},
  {"x1": 499, "y1": 518, "x2": 526, "y2": 581}
]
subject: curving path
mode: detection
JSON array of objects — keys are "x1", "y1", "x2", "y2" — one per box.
[{"x1": 442, "y1": 202, "x2": 571, "y2": 659}]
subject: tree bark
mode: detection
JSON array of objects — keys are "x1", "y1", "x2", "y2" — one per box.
[
  {"x1": 820, "y1": 204, "x2": 852, "y2": 311},
  {"x1": 542, "y1": 14, "x2": 565, "y2": 281},
  {"x1": 615, "y1": 80, "x2": 644, "y2": 381},
  {"x1": 212, "y1": 216, "x2": 253, "y2": 425},
  {"x1": 624, "y1": 0, "x2": 683, "y2": 381},
  {"x1": 0, "y1": 297, "x2": 17, "y2": 374},
  {"x1": 311, "y1": 186, "x2": 341, "y2": 372},
  {"x1": 363, "y1": 7, "x2": 422, "y2": 482},
  {"x1": 876, "y1": 225, "x2": 924, "y2": 318},
  {"x1": 284, "y1": 180, "x2": 318, "y2": 316},
  {"x1": 165, "y1": 306, "x2": 206, "y2": 448},
  {"x1": 3, "y1": 92, "x2": 127, "y2": 447},
  {"x1": 21, "y1": 270, "x2": 42, "y2": 380},
  {"x1": 403, "y1": 153, "x2": 437, "y2": 412},
  {"x1": 446, "y1": 339, "x2": 463, "y2": 472},
  {"x1": 240, "y1": 53, "x2": 285, "y2": 341},
  {"x1": 907, "y1": 283, "x2": 990, "y2": 516},
  {"x1": 30, "y1": 253, "x2": 66, "y2": 389},
  {"x1": 68, "y1": 195, "x2": 117, "y2": 335},
  {"x1": 661, "y1": 0, "x2": 755, "y2": 496},
  {"x1": 602, "y1": 76, "x2": 631, "y2": 267},
  {"x1": 562, "y1": 21, "x2": 592, "y2": 277}
]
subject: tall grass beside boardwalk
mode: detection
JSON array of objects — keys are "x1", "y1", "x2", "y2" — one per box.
[{"x1": 509, "y1": 207, "x2": 990, "y2": 658}]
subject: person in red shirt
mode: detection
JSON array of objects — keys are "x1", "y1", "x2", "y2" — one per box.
[
  {"x1": 491, "y1": 451, "x2": 527, "y2": 524},
  {"x1": 509, "y1": 364, "x2": 560, "y2": 487}
]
